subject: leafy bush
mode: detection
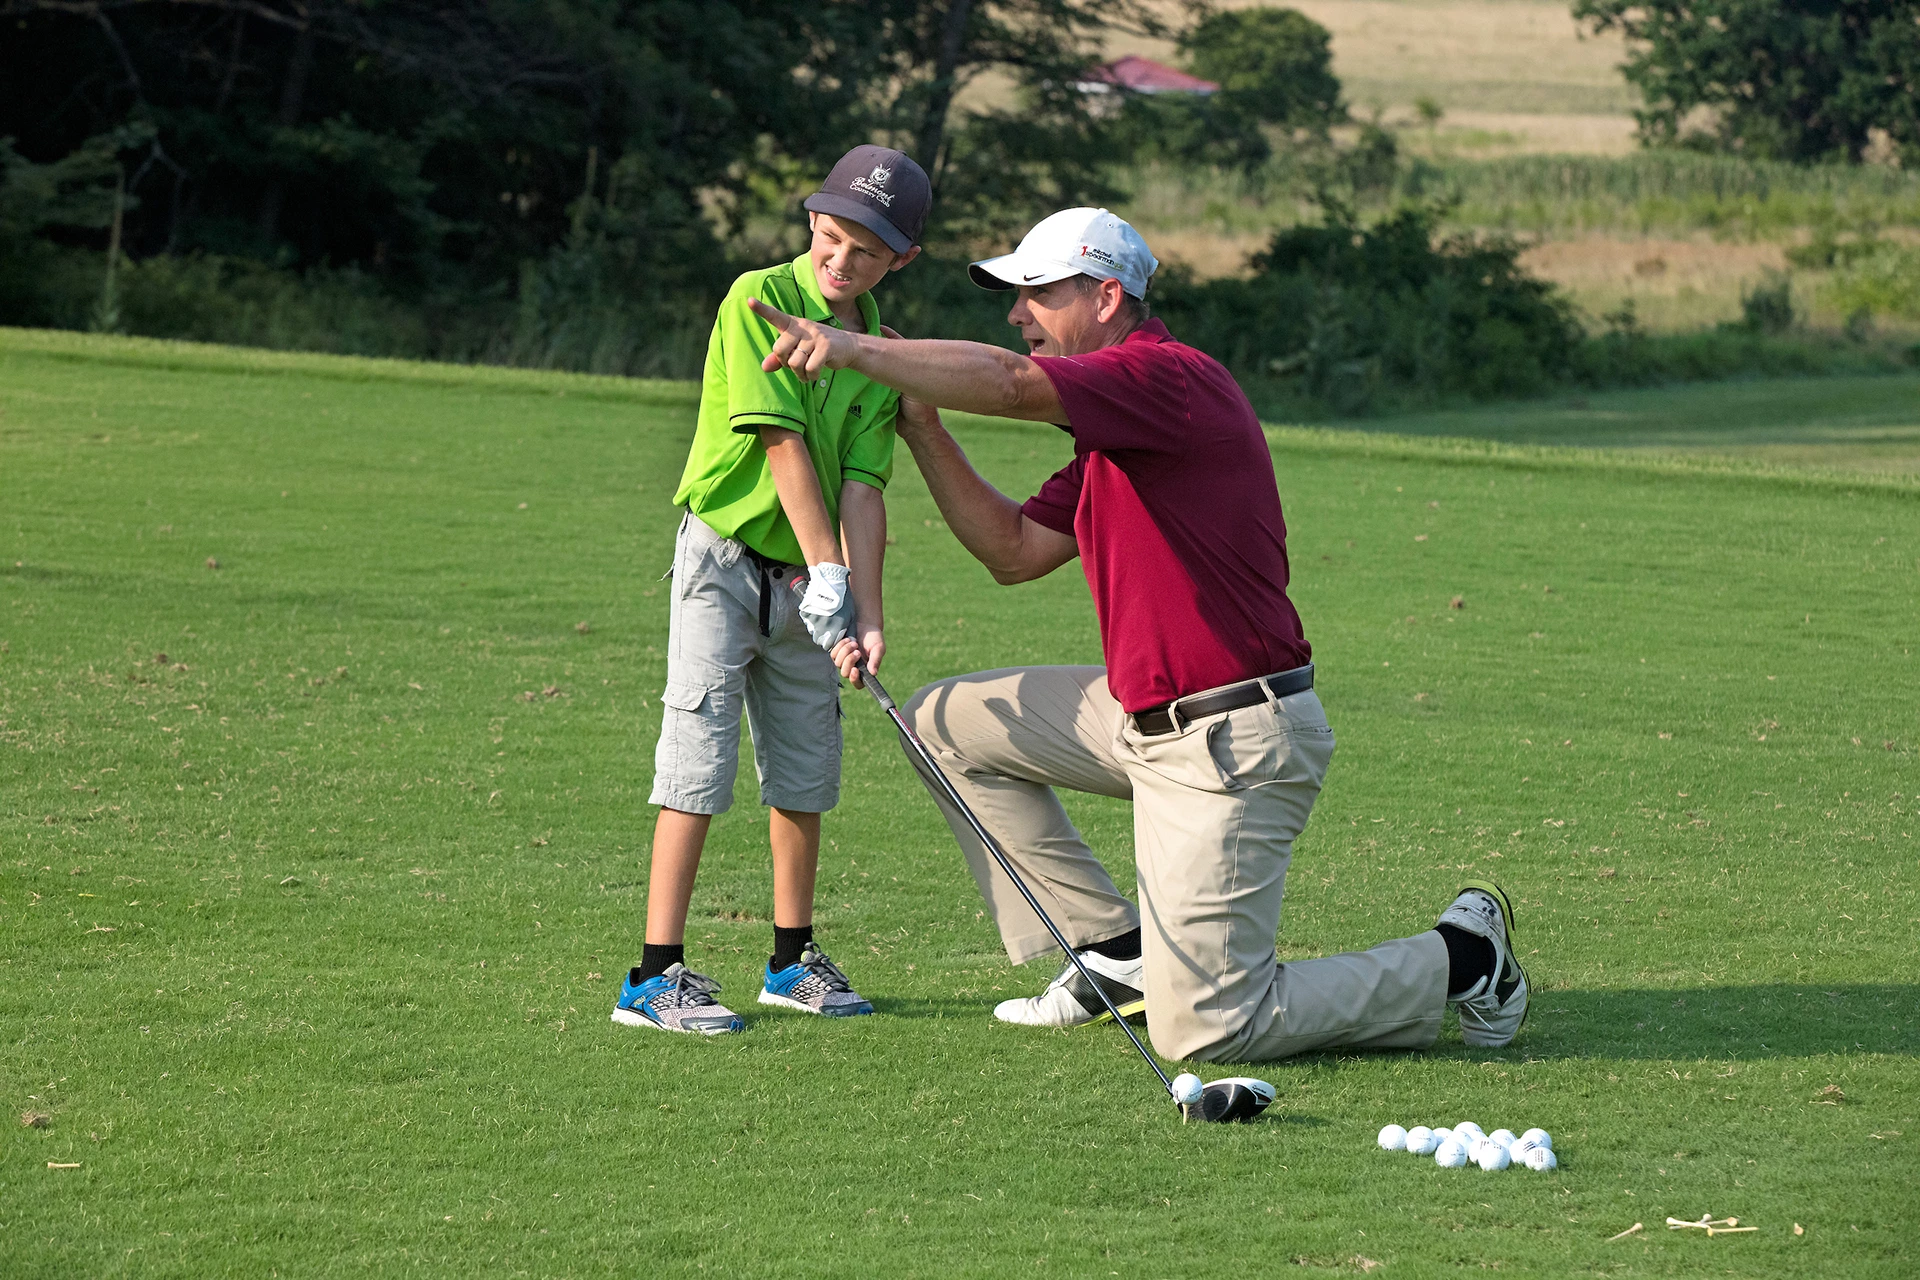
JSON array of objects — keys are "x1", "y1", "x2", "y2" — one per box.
[
  {"x1": 1821, "y1": 243, "x2": 1920, "y2": 320},
  {"x1": 1154, "y1": 199, "x2": 1583, "y2": 414},
  {"x1": 1738, "y1": 272, "x2": 1796, "y2": 334}
]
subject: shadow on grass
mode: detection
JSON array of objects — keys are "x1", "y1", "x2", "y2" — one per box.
[
  {"x1": 1139, "y1": 984, "x2": 1920, "y2": 1072},
  {"x1": 1511, "y1": 983, "x2": 1920, "y2": 1061}
]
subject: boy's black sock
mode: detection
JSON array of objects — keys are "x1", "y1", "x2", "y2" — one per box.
[
  {"x1": 1436, "y1": 923, "x2": 1494, "y2": 999},
  {"x1": 1080, "y1": 926, "x2": 1142, "y2": 963},
  {"x1": 636, "y1": 942, "x2": 685, "y2": 983},
  {"x1": 771, "y1": 924, "x2": 814, "y2": 972}
]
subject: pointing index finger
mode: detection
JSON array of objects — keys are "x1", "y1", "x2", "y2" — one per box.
[{"x1": 747, "y1": 297, "x2": 791, "y2": 329}]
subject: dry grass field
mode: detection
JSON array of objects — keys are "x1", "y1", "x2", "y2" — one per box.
[
  {"x1": 1105, "y1": 0, "x2": 1637, "y2": 153},
  {"x1": 1066, "y1": 1, "x2": 1916, "y2": 338}
]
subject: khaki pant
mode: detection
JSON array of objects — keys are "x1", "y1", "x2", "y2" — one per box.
[
  {"x1": 650, "y1": 513, "x2": 841, "y2": 815},
  {"x1": 903, "y1": 666, "x2": 1448, "y2": 1063}
]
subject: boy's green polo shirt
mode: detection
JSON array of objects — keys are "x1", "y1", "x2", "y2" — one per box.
[{"x1": 673, "y1": 252, "x2": 900, "y2": 566}]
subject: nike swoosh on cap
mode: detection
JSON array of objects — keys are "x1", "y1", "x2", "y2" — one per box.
[{"x1": 1023, "y1": 273, "x2": 1045, "y2": 282}]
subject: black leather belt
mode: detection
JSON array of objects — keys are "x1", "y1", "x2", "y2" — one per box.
[
  {"x1": 1131, "y1": 664, "x2": 1315, "y2": 737},
  {"x1": 742, "y1": 547, "x2": 799, "y2": 638}
]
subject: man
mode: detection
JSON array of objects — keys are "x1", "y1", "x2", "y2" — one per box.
[{"x1": 746, "y1": 207, "x2": 1529, "y2": 1063}]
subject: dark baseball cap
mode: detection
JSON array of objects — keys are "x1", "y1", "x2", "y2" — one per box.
[{"x1": 802, "y1": 145, "x2": 931, "y2": 254}]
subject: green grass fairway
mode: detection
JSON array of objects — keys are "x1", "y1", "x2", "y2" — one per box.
[
  {"x1": 4, "y1": 329, "x2": 1917, "y2": 1277},
  {"x1": 1345, "y1": 374, "x2": 1920, "y2": 476}
]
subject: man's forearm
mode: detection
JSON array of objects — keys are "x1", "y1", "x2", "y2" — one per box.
[
  {"x1": 760, "y1": 427, "x2": 843, "y2": 565},
  {"x1": 897, "y1": 413, "x2": 1030, "y2": 575},
  {"x1": 848, "y1": 335, "x2": 1062, "y2": 422}
]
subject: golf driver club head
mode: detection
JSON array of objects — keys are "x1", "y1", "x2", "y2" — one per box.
[{"x1": 1195, "y1": 1076, "x2": 1276, "y2": 1123}]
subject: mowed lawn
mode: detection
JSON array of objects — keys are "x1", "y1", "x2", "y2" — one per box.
[
  {"x1": 1347, "y1": 374, "x2": 1920, "y2": 476},
  {"x1": 2, "y1": 329, "x2": 1916, "y2": 1278}
]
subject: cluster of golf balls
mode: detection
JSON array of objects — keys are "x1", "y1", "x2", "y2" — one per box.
[{"x1": 1377, "y1": 1122, "x2": 1557, "y2": 1172}]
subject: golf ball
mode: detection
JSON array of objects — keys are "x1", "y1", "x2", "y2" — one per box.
[
  {"x1": 1523, "y1": 1145, "x2": 1558, "y2": 1172},
  {"x1": 1433, "y1": 1138, "x2": 1469, "y2": 1168},
  {"x1": 1489, "y1": 1128, "x2": 1517, "y2": 1149},
  {"x1": 1520, "y1": 1127, "x2": 1552, "y2": 1151},
  {"x1": 1476, "y1": 1141, "x2": 1513, "y2": 1171},
  {"x1": 1405, "y1": 1125, "x2": 1438, "y2": 1155},
  {"x1": 1171, "y1": 1073, "x2": 1204, "y2": 1106},
  {"x1": 1431, "y1": 1127, "x2": 1453, "y2": 1145},
  {"x1": 1377, "y1": 1124, "x2": 1409, "y2": 1151},
  {"x1": 1453, "y1": 1121, "x2": 1485, "y2": 1141}
]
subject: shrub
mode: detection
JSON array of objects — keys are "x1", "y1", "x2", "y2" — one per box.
[
  {"x1": 1823, "y1": 243, "x2": 1920, "y2": 320},
  {"x1": 1738, "y1": 271, "x2": 1796, "y2": 334},
  {"x1": 1155, "y1": 199, "x2": 1583, "y2": 414}
]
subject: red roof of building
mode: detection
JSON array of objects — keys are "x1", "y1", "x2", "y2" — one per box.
[{"x1": 1081, "y1": 55, "x2": 1218, "y2": 95}]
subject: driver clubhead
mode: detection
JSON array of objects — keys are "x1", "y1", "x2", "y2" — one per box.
[{"x1": 1195, "y1": 1076, "x2": 1276, "y2": 1123}]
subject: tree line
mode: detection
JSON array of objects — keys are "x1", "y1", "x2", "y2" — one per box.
[{"x1": 2, "y1": 1, "x2": 1915, "y2": 407}]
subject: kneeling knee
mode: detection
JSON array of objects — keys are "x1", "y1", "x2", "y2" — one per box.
[
  {"x1": 902, "y1": 678, "x2": 963, "y2": 751},
  {"x1": 1147, "y1": 1012, "x2": 1248, "y2": 1065}
]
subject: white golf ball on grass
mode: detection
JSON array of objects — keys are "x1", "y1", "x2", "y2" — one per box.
[
  {"x1": 1433, "y1": 1138, "x2": 1469, "y2": 1168},
  {"x1": 1171, "y1": 1073, "x2": 1204, "y2": 1106},
  {"x1": 1404, "y1": 1125, "x2": 1438, "y2": 1155},
  {"x1": 1488, "y1": 1128, "x2": 1517, "y2": 1148},
  {"x1": 1476, "y1": 1141, "x2": 1513, "y2": 1171},
  {"x1": 1523, "y1": 1145, "x2": 1558, "y2": 1172},
  {"x1": 1452, "y1": 1121, "x2": 1485, "y2": 1143},
  {"x1": 1377, "y1": 1124, "x2": 1409, "y2": 1151},
  {"x1": 1519, "y1": 1127, "x2": 1552, "y2": 1151}
]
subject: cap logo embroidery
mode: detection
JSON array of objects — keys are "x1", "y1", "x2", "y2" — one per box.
[
  {"x1": 850, "y1": 165, "x2": 895, "y2": 206},
  {"x1": 1079, "y1": 244, "x2": 1120, "y2": 268}
]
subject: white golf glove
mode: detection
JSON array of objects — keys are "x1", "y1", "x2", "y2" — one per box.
[{"x1": 797, "y1": 562, "x2": 855, "y2": 650}]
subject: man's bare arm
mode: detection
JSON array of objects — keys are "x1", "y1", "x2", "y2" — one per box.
[
  {"x1": 759, "y1": 426, "x2": 843, "y2": 565},
  {"x1": 895, "y1": 400, "x2": 1077, "y2": 585},
  {"x1": 748, "y1": 298, "x2": 1064, "y2": 423}
]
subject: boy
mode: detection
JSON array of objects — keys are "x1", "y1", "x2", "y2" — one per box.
[{"x1": 613, "y1": 146, "x2": 931, "y2": 1034}]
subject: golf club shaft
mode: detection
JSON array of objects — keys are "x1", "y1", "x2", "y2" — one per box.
[{"x1": 856, "y1": 662, "x2": 1176, "y2": 1097}]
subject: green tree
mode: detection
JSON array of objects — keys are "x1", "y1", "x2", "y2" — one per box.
[
  {"x1": 1573, "y1": 0, "x2": 1920, "y2": 163},
  {"x1": 1179, "y1": 6, "x2": 1345, "y2": 132},
  {"x1": 857, "y1": 0, "x2": 1168, "y2": 244},
  {"x1": 1110, "y1": 6, "x2": 1344, "y2": 174}
]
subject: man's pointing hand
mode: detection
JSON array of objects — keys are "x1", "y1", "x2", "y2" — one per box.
[{"x1": 749, "y1": 297, "x2": 862, "y2": 380}]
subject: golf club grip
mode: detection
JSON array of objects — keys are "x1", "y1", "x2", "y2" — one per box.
[{"x1": 855, "y1": 661, "x2": 1175, "y2": 1096}]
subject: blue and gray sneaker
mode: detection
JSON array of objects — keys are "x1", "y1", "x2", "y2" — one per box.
[
  {"x1": 612, "y1": 962, "x2": 744, "y2": 1035},
  {"x1": 759, "y1": 945, "x2": 873, "y2": 1017}
]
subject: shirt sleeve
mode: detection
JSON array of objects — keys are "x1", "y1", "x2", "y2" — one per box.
[
  {"x1": 840, "y1": 393, "x2": 898, "y2": 492},
  {"x1": 1021, "y1": 455, "x2": 1084, "y2": 536},
  {"x1": 719, "y1": 280, "x2": 811, "y2": 435},
  {"x1": 1032, "y1": 340, "x2": 1190, "y2": 454}
]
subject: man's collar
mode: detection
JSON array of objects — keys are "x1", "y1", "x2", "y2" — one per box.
[
  {"x1": 789, "y1": 251, "x2": 879, "y2": 331},
  {"x1": 1126, "y1": 317, "x2": 1172, "y2": 344}
]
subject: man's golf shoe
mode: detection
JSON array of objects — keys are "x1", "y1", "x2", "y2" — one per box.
[
  {"x1": 1437, "y1": 882, "x2": 1529, "y2": 1047},
  {"x1": 759, "y1": 945, "x2": 874, "y2": 1017},
  {"x1": 612, "y1": 962, "x2": 744, "y2": 1035},
  {"x1": 993, "y1": 947, "x2": 1145, "y2": 1028}
]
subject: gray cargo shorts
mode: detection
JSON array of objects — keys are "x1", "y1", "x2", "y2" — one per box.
[{"x1": 649, "y1": 512, "x2": 842, "y2": 815}]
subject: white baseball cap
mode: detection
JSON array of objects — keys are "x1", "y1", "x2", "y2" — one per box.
[{"x1": 968, "y1": 207, "x2": 1160, "y2": 299}]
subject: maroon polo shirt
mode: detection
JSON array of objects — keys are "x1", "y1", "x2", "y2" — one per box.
[{"x1": 1020, "y1": 319, "x2": 1310, "y2": 713}]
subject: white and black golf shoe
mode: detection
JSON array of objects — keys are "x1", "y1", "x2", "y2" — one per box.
[
  {"x1": 1436, "y1": 881, "x2": 1529, "y2": 1047},
  {"x1": 993, "y1": 947, "x2": 1145, "y2": 1028}
]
